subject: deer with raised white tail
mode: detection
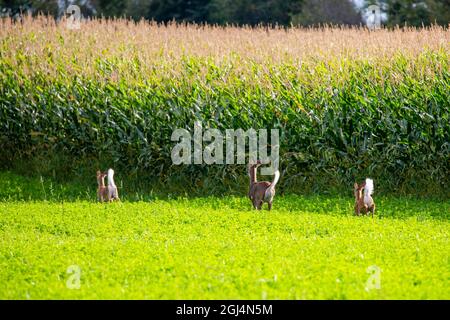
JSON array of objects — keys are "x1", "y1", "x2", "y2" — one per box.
[
  {"x1": 248, "y1": 160, "x2": 280, "y2": 210},
  {"x1": 354, "y1": 178, "x2": 375, "y2": 217},
  {"x1": 107, "y1": 168, "x2": 120, "y2": 202}
]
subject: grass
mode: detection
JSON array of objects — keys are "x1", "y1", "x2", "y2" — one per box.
[{"x1": 1, "y1": 195, "x2": 448, "y2": 299}]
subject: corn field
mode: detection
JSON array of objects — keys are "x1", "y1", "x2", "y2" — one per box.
[{"x1": 0, "y1": 16, "x2": 449, "y2": 196}]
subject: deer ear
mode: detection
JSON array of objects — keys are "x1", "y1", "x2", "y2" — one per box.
[{"x1": 354, "y1": 182, "x2": 358, "y2": 188}]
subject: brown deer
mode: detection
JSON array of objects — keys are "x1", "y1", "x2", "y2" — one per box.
[
  {"x1": 354, "y1": 178, "x2": 375, "y2": 217},
  {"x1": 96, "y1": 170, "x2": 108, "y2": 202},
  {"x1": 248, "y1": 160, "x2": 280, "y2": 210}
]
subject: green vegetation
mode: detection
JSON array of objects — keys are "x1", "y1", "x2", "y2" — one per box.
[
  {"x1": 0, "y1": 19, "x2": 448, "y2": 300},
  {"x1": 0, "y1": 191, "x2": 449, "y2": 299}
]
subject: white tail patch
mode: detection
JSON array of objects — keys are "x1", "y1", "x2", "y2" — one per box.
[
  {"x1": 364, "y1": 178, "x2": 374, "y2": 207},
  {"x1": 107, "y1": 168, "x2": 116, "y2": 188},
  {"x1": 364, "y1": 178, "x2": 374, "y2": 196},
  {"x1": 271, "y1": 170, "x2": 280, "y2": 189},
  {"x1": 264, "y1": 170, "x2": 280, "y2": 199}
]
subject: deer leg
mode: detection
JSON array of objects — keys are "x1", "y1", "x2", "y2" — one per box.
[
  {"x1": 252, "y1": 198, "x2": 258, "y2": 210},
  {"x1": 257, "y1": 201, "x2": 263, "y2": 210}
]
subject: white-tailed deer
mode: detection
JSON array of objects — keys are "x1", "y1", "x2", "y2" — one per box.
[
  {"x1": 248, "y1": 160, "x2": 280, "y2": 210},
  {"x1": 354, "y1": 178, "x2": 375, "y2": 217}
]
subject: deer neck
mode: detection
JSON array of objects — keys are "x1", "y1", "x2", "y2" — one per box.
[{"x1": 97, "y1": 176, "x2": 105, "y2": 188}]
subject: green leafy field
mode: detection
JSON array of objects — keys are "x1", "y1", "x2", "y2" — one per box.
[{"x1": 1, "y1": 195, "x2": 448, "y2": 299}]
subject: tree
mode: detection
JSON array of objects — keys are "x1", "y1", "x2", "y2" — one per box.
[
  {"x1": 386, "y1": 0, "x2": 431, "y2": 26},
  {"x1": 368, "y1": 0, "x2": 450, "y2": 27},
  {"x1": 291, "y1": 0, "x2": 363, "y2": 26},
  {"x1": 143, "y1": 0, "x2": 211, "y2": 23},
  {"x1": 426, "y1": 0, "x2": 450, "y2": 25},
  {"x1": 208, "y1": 0, "x2": 303, "y2": 26},
  {"x1": 97, "y1": 0, "x2": 126, "y2": 18},
  {"x1": 0, "y1": 0, "x2": 36, "y2": 15}
]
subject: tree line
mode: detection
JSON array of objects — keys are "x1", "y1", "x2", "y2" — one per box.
[{"x1": 0, "y1": 0, "x2": 449, "y2": 27}]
